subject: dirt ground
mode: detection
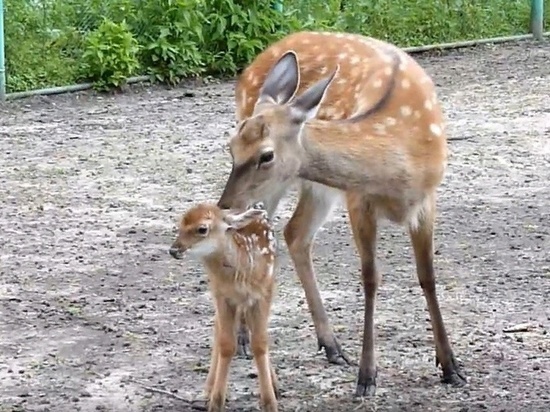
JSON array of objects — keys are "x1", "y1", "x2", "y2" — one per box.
[{"x1": 1, "y1": 39, "x2": 549, "y2": 412}]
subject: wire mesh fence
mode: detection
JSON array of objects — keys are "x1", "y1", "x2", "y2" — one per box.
[{"x1": 2, "y1": 0, "x2": 549, "y2": 95}]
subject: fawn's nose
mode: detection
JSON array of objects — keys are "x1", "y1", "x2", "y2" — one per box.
[{"x1": 169, "y1": 247, "x2": 183, "y2": 260}]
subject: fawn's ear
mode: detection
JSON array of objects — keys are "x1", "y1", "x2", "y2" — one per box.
[
  {"x1": 257, "y1": 50, "x2": 300, "y2": 106},
  {"x1": 222, "y1": 208, "x2": 267, "y2": 230},
  {"x1": 289, "y1": 65, "x2": 339, "y2": 122}
]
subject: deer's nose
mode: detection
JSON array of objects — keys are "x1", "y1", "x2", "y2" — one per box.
[{"x1": 169, "y1": 247, "x2": 183, "y2": 260}]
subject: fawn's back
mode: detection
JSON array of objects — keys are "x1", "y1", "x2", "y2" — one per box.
[{"x1": 204, "y1": 216, "x2": 278, "y2": 307}]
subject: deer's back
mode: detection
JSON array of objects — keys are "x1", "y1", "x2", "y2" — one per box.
[{"x1": 236, "y1": 31, "x2": 446, "y2": 147}]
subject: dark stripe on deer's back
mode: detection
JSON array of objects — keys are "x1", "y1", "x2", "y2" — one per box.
[{"x1": 346, "y1": 50, "x2": 401, "y2": 124}]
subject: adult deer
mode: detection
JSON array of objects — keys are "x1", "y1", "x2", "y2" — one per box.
[{"x1": 217, "y1": 31, "x2": 466, "y2": 396}]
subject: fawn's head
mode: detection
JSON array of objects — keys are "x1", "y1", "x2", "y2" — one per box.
[
  {"x1": 169, "y1": 203, "x2": 267, "y2": 260},
  {"x1": 218, "y1": 51, "x2": 338, "y2": 210}
]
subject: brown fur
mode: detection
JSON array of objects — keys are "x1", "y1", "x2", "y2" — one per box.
[
  {"x1": 170, "y1": 203, "x2": 279, "y2": 411},
  {"x1": 217, "y1": 31, "x2": 465, "y2": 395}
]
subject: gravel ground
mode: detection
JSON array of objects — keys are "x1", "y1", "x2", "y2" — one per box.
[{"x1": 1, "y1": 39, "x2": 549, "y2": 412}]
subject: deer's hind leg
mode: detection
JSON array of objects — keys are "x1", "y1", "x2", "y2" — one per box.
[
  {"x1": 246, "y1": 299, "x2": 278, "y2": 412},
  {"x1": 408, "y1": 194, "x2": 466, "y2": 386},
  {"x1": 346, "y1": 193, "x2": 379, "y2": 397}
]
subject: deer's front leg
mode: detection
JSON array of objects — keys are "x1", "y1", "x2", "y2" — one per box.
[
  {"x1": 346, "y1": 194, "x2": 379, "y2": 397},
  {"x1": 205, "y1": 315, "x2": 220, "y2": 398},
  {"x1": 208, "y1": 298, "x2": 238, "y2": 412},
  {"x1": 283, "y1": 182, "x2": 351, "y2": 366}
]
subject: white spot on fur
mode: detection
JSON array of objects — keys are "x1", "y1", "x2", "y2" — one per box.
[
  {"x1": 385, "y1": 117, "x2": 397, "y2": 126},
  {"x1": 381, "y1": 54, "x2": 392, "y2": 63},
  {"x1": 424, "y1": 99, "x2": 433, "y2": 110},
  {"x1": 373, "y1": 123, "x2": 386, "y2": 134},
  {"x1": 383, "y1": 66, "x2": 392, "y2": 76},
  {"x1": 401, "y1": 79, "x2": 410, "y2": 89},
  {"x1": 400, "y1": 106, "x2": 412, "y2": 117},
  {"x1": 350, "y1": 55, "x2": 361, "y2": 65},
  {"x1": 430, "y1": 123, "x2": 442, "y2": 136},
  {"x1": 338, "y1": 53, "x2": 348, "y2": 60},
  {"x1": 373, "y1": 79, "x2": 383, "y2": 88}
]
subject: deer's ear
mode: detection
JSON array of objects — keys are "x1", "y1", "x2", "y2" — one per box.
[
  {"x1": 290, "y1": 66, "x2": 339, "y2": 122},
  {"x1": 257, "y1": 50, "x2": 300, "y2": 106},
  {"x1": 222, "y1": 208, "x2": 267, "y2": 230}
]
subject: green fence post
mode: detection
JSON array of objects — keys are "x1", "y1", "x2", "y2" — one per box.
[
  {"x1": 272, "y1": 0, "x2": 283, "y2": 12},
  {"x1": 531, "y1": 0, "x2": 544, "y2": 40},
  {"x1": 0, "y1": 0, "x2": 6, "y2": 101}
]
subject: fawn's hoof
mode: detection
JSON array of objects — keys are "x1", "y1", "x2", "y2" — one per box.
[
  {"x1": 207, "y1": 393, "x2": 226, "y2": 412},
  {"x1": 260, "y1": 400, "x2": 278, "y2": 412}
]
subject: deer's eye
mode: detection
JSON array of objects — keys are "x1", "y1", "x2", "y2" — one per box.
[
  {"x1": 196, "y1": 226, "x2": 208, "y2": 235},
  {"x1": 258, "y1": 151, "x2": 274, "y2": 166}
]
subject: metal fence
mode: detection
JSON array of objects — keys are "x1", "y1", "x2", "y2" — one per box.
[{"x1": 0, "y1": 0, "x2": 547, "y2": 101}]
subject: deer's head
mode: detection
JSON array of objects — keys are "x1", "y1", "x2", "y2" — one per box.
[{"x1": 217, "y1": 51, "x2": 338, "y2": 211}]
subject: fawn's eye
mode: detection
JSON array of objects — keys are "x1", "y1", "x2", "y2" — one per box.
[
  {"x1": 196, "y1": 226, "x2": 208, "y2": 235},
  {"x1": 258, "y1": 150, "x2": 274, "y2": 166}
]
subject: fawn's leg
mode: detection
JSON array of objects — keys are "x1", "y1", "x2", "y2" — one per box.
[
  {"x1": 208, "y1": 298, "x2": 238, "y2": 412},
  {"x1": 284, "y1": 181, "x2": 351, "y2": 365},
  {"x1": 246, "y1": 300, "x2": 278, "y2": 412},
  {"x1": 205, "y1": 314, "x2": 220, "y2": 398},
  {"x1": 346, "y1": 194, "x2": 379, "y2": 397},
  {"x1": 408, "y1": 195, "x2": 466, "y2": 386}
]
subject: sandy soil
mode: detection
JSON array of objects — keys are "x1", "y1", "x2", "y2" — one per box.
[{"x1": 1, "y1": 39, "x2": 549, "y2": 412}]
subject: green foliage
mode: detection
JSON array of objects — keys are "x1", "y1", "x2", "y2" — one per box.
[
  {"x1": 3, "y1": 0, "x2": 550, "y2": 94},
  {"x1": 132, "y1": 0, "x2": 207, "y2": 85},
  {"x1": 79, "y1": 19, "x2": 140, "y2": 91}
]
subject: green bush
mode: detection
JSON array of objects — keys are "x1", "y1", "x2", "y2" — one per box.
[
  {"x1": 3, "y1": 0, "x2": 549, "y2": 93},
  {"x1": 79, "y1": 19, "x2": 140, "y2": 91},
  {"x1": 132, "y1": 0, "x2": 207, "y2": 85}
]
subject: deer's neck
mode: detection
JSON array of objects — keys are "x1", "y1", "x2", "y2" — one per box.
[
  {"x1": 203, "y1": 241, "x2": 239, "y2": 274},
  {"x1": 298, "y1": 121, "x2": 376, "y2": 191}
]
